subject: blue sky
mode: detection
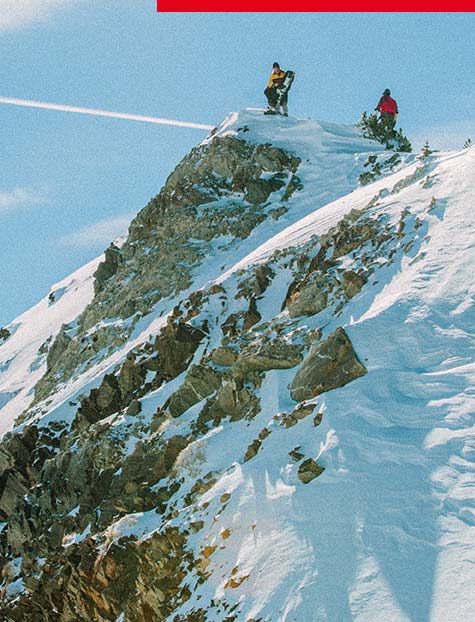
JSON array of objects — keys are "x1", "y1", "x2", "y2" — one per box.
[{"x1": 1, "y1": 2, "x2": 475, "y2": 326}]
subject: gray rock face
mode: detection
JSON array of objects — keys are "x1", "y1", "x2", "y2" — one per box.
[
  {"x1": 167, "y1": 364, "x2": 222, "y2": 417},
  {"x1": 32, "y1": 136, "x2": 300, "y2": 403},
  {"x1": 45, "y1": 324, "x2": 71, "y2": 372},
  {"x1": 297, "y1": 458, "x2": 325, "y2": 483},
  {"x1": 287, "y1": 281, "x2": 328, "y2": 318},
  {"x1": 290, "y1": 327, "x2": 367, "y2": 402},
  {"x1": 234, "y1": 341, "x2": 303, "y2": 374},
  {"x1": 341, "y1": 270, "x2": 366, "y2": 298},
  {"x1": 0, "y1": 328, "x2": 11, "y2": 342},
  {"x1": 93, "y1": 243, "x2": 122, "y2": 294},
  {"x1": 210, "y1": 347, "x2": 238, "y2": 367}
]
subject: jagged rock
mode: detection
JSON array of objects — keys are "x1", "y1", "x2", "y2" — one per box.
[
  {"x1": 234, "y1": 341, "x2": 302, "y2": 374},
  {"x1": 209, "y1": 382, "x2": 237, "y2": 414},
  {"x1": 244, "y1": 439, "x2": 262, "y2": 462},
  {"x1": 298, "y1": 458, "x2": 325, "y2": 483},
  {"x1": 313, "y1": 412, "x2": 323, "y2": 427},
  {"x1": 153, "y1": 319, "x2": 207, "y2": 380},
  {"x1": 287, "y1": 281, "x2": 328, "y2": 318},
  {"x1": 0, "y1": 470, "x2": 29, "y2": 518},
  {"x1": 244, "y1": 176, "x2": 286, "y2": 204},
  {"x1": 121, "y1": 434, "x2": 189, "y2": 491},
  {"x1": 76, "y1": 373, "x2": 123, "y2": 427},
  {"x1": 126, "y1": 399, "x2": 142, "y2": 417},
  {"x1": 282, "y1": 174, "x2": 303, "y2": 201},
  {"x1": 289, "y1": 447, "x2": 305, "y2": 461},
  {"x1": 237, "y1": 265, "x2": 274, "y2": 300},
  {"x1": 332, "y1": 219, "x2": 377, "y2": 259},
  {"x1": 210, "y1": 346, "x2": 238, "y2": 367},
  {"x1": 197, "y1": 382, "x2": 258, "y2": 429},
  {"x1": 29, "y1": 135, "x2": 300, "y2": 401},
  {"x1": 341, "y1": 270, "x2": 366, "y2": 298},
  {"x1": 243, "y1": 297, "x2": 262, "y2": 332},
  {"x1": 93, "y1": 243, "x2": 122, "y2": 294},
  {"x1": 45, "y1": 324, "x2": 71, "y2": 372},
  {"x1": 118, "y1": 352, "x2": 146, "y2": 400},
  {"x1": 290, "y1": 327, "x2": 367, "y2": 402},
  {"x1": 222, "y1": 298, "x2": 262, "y2": 337},
  {"x1": 0, "y1": 327, "x2": 11, "y2": 342},
  {"x1": 167, "y1": 365, "x2": 222, "y2": 417},
  {"x1": 280, "y1": 403, "x2": 315, "y2": 428},
  {"x1": 243, "y1": 427, "x2": 271, "y2": 462}
]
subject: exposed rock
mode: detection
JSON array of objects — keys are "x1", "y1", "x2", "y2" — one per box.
[
  {"x1": 242, "y1": 297, "x2": 262, "y2": 332},
  {"x1": 282, "y1": 174, "x2": 303, "y2": 201},
  {"x1": 341, "y1": 270, "x2": 366, "y2": 298},
  {"x1": 153, "y1": 319, "x2": 207, "y2": 380},
  {"x1": 234, "y1": 340, "x2": 302, "y2": 374},
  {"x1": 210, "y1": 347, "x2": 238, "y2": 367},
  {"x1": 289, "y1": 447, "x2": 305, "y2": 461},
  {"x1": 126, "y1": 399, "x2": 142, "y2": 417},
  {"x1": 290, "y1": 327, "x2": 367, "y2": 402},
  {"x1": 280, "y1": 403, "x2": 315, "y2": 428},
  {"x1": 0, "y1": 471, "x2": 29, "y2": 518},
  {"x1": 287, "y1": 281, "x2": 328, "y2": 318},
  {"x1": 243, "y1": 427, "x2": 270, "y2": 462},
  {"x1": 197, "y1": 382, "x2": 259, "y2": 429},
  {"x1": 237, "y1": 265, "x2": 274, "y2": 300},
  {"x1": 244, "y1": 439, "x2": 262, "y2": 462},
  {"x1": 222, "y1": 298, "x2": 262, "y2": 337},
  {"x1": 93, "y1": 243, "x2": 122, "y2": 294},
  {"x1": 45, "y1": 324, "x2": 71, "y2": 372},
  {"x1": 0, "y1": 328, "x2": 11, "y2": 342},
  {"x1": 244, "y1": 176, "x2": 286, "y2": 204},
  {"x1": 298, "y1": 458, "x2": 325, "y2": 483},
  {"x1": 167, "y1": 365, "x2": 222, "y2": 417},
  {"x1": 75, "y1": 373, "x2": 123, "y2": 427},
  {"x1": 118, "y1": 352, "x2": 147, "y2": 400},
  {"x1": 29, "y1": 135, "x2": 300, "y2": 402},
  {"x1": 313, "y1": 412, "x2": 323, "y2": 427}
]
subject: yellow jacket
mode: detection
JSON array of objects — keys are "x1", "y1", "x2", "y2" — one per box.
[{"x1": 267, "y1": 69, "x2": 285, "y2": 89}]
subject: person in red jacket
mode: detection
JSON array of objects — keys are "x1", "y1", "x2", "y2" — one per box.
[{"x1": 375, "y1": 88, "x2": 398, "y2": 138}]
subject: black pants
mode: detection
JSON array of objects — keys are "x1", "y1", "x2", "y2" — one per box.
[
  {"x1": 265, "y1": 86, "x2": 288, "y2": 108},
  {"x1": 380, "y1": 112, "x2": 396, "y2": 138}
]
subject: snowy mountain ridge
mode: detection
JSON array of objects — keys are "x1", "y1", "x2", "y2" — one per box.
[{"x1": 0, "y1": 109, "x2": 474, "y2": 622}]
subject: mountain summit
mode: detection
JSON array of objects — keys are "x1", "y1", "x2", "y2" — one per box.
[{"x1": 0, "y1": 109, "x2": 474, "y2": 621}]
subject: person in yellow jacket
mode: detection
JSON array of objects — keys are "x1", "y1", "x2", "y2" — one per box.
[{"x1": 264, "y1": 62, "x2": 288, "y2": 116}]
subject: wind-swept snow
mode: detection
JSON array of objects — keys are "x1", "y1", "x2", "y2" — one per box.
[{"x1": 0, "y1": 256, "x2": 102, "y2": 435}]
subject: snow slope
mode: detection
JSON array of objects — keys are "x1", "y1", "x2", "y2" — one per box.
[
  {"x1": 0, "y1": 255, "x2": 102, "y2": 436},
  {"x1": 158, "y1": 144, "x2": 475, "y2": 622},
  {"x1": 162, "y1": 148, "x2": 475, "y2": 622}
]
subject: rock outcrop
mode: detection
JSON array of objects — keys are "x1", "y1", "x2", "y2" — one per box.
[{"x1": 290, "y1": 327, "x2": 367, "y2": 402}]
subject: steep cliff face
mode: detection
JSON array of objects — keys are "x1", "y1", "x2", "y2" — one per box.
[{"x1": 1, "y1": 110, "x2": 474, "y2": 622}]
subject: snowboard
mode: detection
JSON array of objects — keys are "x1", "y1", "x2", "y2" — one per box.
[{"x1": 264, "y1": 70, "x2": 295, "y2": 115}]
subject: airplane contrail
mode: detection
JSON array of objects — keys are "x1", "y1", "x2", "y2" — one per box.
[{"x1": 0, "y1": 96, "x2": 215, "y2": 131}]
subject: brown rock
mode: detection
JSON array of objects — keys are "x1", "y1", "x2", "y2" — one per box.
[
  {"x1": 298, "y1": 458, "x2": 325, "y2": 483},
  {"x1": 290, "y1": 327, "x2": 367, "y2": 402}
]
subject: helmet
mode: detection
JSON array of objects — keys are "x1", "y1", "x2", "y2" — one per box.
[
  {"x1": 273, "y1": 62, "x2": 280, "y2": 68},
  {"x1": 383, "y1": 88, "x2": 391, "y2": 96}
]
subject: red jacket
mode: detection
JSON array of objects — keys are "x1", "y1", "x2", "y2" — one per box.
[{"x1": 377, "y1": 95, "x2": 398, "y2": 116}]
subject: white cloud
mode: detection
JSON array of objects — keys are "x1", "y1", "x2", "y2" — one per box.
[
  {"x1": 0, "y1": 187, "x2": 43, "y2": 214},
  {"x1": 59, "y1": 213, "x2": 134, "y2": 248},
  {"x1": 0, "y1": 0, "x2": 78, "y2": 30}
]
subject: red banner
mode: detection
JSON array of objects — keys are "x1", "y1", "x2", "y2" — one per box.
[{"x1": 157, "y1": 1, "x2": 475, "y2": 10}]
